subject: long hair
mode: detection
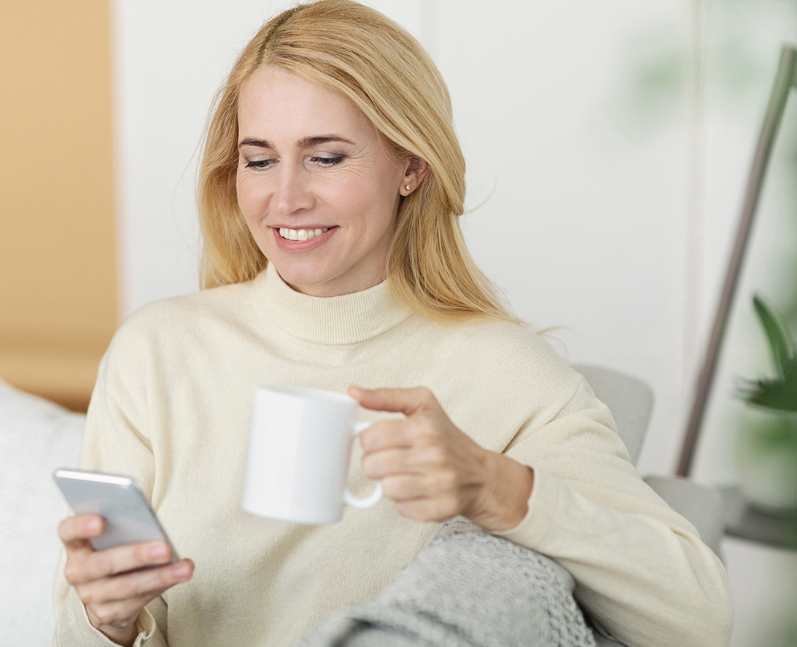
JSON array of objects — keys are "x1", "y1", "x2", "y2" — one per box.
[{"x1": 197, "y1": 0, "x2": 516, "y2": 322}]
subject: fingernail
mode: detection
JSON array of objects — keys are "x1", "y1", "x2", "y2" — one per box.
[
  {"x1": 150, "y1": 543, "x2": 169, "y2": 559},
  {"x1": 86, "y1": 517, "x2": 102, "y2": 533},
  {"x1": 173, "y1": 563, "x2": 191, "y2": 580}
]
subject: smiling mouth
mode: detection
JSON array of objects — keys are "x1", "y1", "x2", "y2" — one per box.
[{"x1": 277, "y1": 227, "x2": 332, "y2": 241}]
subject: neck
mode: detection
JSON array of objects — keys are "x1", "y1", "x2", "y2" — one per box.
[{"x1": 254, "y1": 263, "x2": 411, "y2": 344}]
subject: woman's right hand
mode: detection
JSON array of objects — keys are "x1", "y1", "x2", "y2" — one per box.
[{"x1": 58, "y1": 513, "x2": 194, "y2": 647}]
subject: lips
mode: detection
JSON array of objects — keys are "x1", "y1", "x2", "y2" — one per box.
[{"x1": 271, "y1": 225, "x2": 338, "y2": 253}]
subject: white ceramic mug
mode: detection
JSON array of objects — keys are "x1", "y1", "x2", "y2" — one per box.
[{"x1": 241, "y1": 385, "x2": 383, "y2": 524}]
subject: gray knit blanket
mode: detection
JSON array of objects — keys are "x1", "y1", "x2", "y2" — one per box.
[{"x1": 300, "y1": 518, "x2": 602, "y2": 647}]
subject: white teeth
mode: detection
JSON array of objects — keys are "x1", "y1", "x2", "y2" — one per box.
[{"x1": 279, "y1": 227, "x2": 329, "y2": 241}]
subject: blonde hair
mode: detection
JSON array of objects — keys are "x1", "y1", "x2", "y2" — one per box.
[{"x1": 198, "y1": 0, "x2": 516, "y2": 322}]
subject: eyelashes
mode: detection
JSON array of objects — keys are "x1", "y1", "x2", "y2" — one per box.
[
  {"x1": 312, "y1": 155, "x2": 345, "y2": 166},
  {"x1": 245, "y1": 159, "x2": 274, "y2": 170},
  {"x1": 243, "y1": 155, "x2": 346, "y2": 170}
]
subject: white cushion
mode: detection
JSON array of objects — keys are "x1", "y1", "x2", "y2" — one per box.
[{"x1": 0, "y1": 379, "x2": 85, "y2": 645}]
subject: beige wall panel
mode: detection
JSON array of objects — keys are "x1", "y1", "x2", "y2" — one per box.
[{"x1": 0, "y1": 0, "x2": 117, "y2": 411}]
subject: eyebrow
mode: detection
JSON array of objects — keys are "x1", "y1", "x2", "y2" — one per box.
[{"x1": 237, "y1": 135, "x2": 355, "y2": 149}]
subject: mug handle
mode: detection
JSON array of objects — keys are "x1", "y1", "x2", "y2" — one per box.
[{"x1": 344, "y1": 421, "x2": 383, "y2": 509}]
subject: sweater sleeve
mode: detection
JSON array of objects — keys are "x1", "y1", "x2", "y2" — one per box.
[
  {"x1": 497, "y1": 377, "x2": 733, "y2": 647},
  {"x1": 53, "y1": 338, "x2": 169, "y2": 647}
]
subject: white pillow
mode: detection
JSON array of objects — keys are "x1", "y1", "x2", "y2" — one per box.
[{"x1": 0, "y1": 379, "x2": 85, "y2": 645}]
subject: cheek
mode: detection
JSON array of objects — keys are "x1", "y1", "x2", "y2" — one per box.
[
  {"x1": 367, "y1": 184, "x2": 401, "y2": 230},
  {"x1": 236, "y1": 175, "x2": 265, "y2": 224},
  {"x1": 340, "y1": 191, "x2": 393, "y2": 234},
  {"x1": 337, "y1": 173, "x2": 400, "y2": 227}
]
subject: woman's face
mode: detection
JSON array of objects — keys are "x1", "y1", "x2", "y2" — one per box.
[{"x1": 236, "y1": 67, "x2": 410, "y2": 297}]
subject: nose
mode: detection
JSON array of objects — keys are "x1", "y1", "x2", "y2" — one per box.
[{"x1": 275, "y1": 165, "x2": 313, "y2": 216}]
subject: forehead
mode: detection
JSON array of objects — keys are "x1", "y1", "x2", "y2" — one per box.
[{"x1": 237, "y1": 67, "x2": 373, "y2": 139}]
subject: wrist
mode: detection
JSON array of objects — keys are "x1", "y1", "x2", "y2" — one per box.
[
  {"x1": 469, "y1": 452, "x2": 534, "y2": 532},
  {"x1": 87, "y1": 609, "x2": 137, "y2": 647}
]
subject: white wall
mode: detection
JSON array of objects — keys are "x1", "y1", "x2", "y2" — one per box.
[
  {"x1": 114, "y1": 0, "x2": 697, "y2": 476},
  {"x1": 112, "y1": 2, "x2": 797, "y2": 644},
  {"x1": 438, "y1": 0, "x2": 698, "y2": 480}
]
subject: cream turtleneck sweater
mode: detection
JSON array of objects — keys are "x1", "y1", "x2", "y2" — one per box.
[{"x1": 54, "y1": 264, "x2": 732, "y2": 647}]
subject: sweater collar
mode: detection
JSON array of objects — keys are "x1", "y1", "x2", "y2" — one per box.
[{"x1": 255, "y1": 262, "x2": 411, "y2": 345}]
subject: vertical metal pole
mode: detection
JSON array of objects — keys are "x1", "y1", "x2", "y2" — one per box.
[{"x1": 677, "y1": 46, "x2": 797, "y2": 477}]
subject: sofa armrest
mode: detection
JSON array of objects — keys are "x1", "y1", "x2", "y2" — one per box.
[{"x1": 643, "y1": 475, "x2": 724, "y2": 561}]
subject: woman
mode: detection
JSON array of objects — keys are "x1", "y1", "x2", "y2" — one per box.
[{"x1": 54, "y1": 2, "x2": 733, "y2": 646}]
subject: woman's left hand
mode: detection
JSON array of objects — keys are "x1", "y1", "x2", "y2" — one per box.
[{"x1": 349, "y1": 386, "x2": 534, "y2": 532}]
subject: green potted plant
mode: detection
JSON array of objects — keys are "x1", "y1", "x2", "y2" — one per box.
[{"x1": 735, "y1": 294, "x2": 797, "y2": 514}]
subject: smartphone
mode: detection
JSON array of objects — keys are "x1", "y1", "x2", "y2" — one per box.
[{"x1": 53, "y1": 468, "x2": 179, "y2": 561}]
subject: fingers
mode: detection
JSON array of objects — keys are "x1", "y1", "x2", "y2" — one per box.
[
  {"x1": 381, "y1": 472, "x2": 458, "y2": 502},
  {"x1": 57, "y1": 512, "x2": 193, "y2": 640},
  {"x1": 394, "y1": 496, "x2": 460, "y2": 523},
  {"x1": 359, "y1": 419, "x2": 413, "y2": 453},
  {"x1": 83, "y1": 559, "x2": 194, "y2": 627},
  {"x1": 362, "y1": 445, "x2": 450, "y2": 479},
  {"x1": 59, "y1": 514, "x2": 104, "y2": 550},
  {"x1": 363, "y1": 443, "x2": 463, "y2": 512},
  {"x1": 65, "y1": 541, "x2": 175, "y2": 585},
  {"x1": 348, "y1": 385, "x2": 439, "y2": 416},
  {"x1": 81, "y1": 559, "x2": 194, "y2": 608},
  {"x1": 360, "y1": 410, "x2": 448, "y2": 454},
  {"x1": 59, "y1": 514, "x2": 178, "y2": 586},
  {"x1": 351, "y1": 385, "x2": 491, "y2": 524},
  {"x1": 362, "y1": 448, "x2": 414, "y2": 478}
]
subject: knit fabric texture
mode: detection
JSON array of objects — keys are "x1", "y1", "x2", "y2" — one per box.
[{"x1": 301, "y1": 518, "x2": 597, "y2": 647}]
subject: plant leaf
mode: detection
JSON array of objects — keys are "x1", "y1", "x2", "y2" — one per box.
[{"x1": 752, "y1": 294, "x2": 794, "y2": 379}]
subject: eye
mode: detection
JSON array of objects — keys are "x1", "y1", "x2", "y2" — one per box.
[
  {"x1": 244, "y1": 158, "x2": 275, "y2": 170},
  {"x1": 311, "y1": 155, "x2": 345, "y2": 166}
]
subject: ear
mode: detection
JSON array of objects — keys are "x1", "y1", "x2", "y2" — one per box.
[{"x1": 399, "y1": 157, "x2": 430, "y2": 196}]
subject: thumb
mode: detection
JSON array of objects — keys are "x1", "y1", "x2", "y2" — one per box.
[{"x1": 348, "y1": 385, "x2": 439, "y2": 416}]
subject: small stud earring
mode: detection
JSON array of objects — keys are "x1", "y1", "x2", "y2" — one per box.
[{"x1": 405, "y1": 184, "x2": 411, "y2": 191}]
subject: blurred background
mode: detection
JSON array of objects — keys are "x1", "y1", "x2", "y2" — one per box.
[{"x1": 1, "y1": 0, "x2": 795, "y2": 644}]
